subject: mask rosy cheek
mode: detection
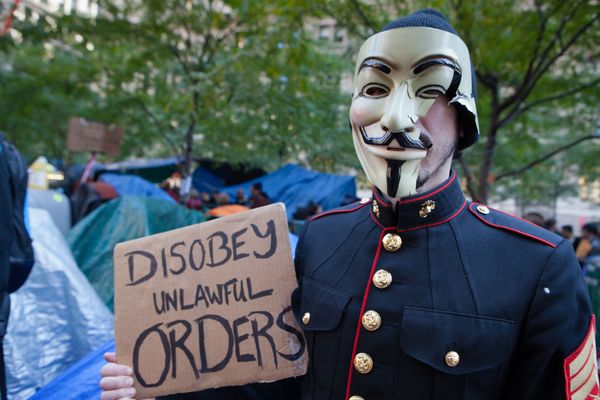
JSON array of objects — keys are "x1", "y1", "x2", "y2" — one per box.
[{"x1": 350, "y1": 99, "x2": 383, "y2": 126}]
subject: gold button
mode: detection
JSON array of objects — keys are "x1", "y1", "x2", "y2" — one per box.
[
  {"x1": 372, "y1": 269, "x2": 392, "y2": 289},
  {"x1": 349, "y1": 396, "x2": 364, "y2": 400},
  {"x1": 354, "y1": 352, "x2": 373, "y2": 374},
  {"x1": 445, "y1": 351, "x2": 460, "y2": 367},
  {"x1": 360, "y1": 197, "x2": 370, "y2": 204},
  {"x1": 476, "y1": 205, "x2": 490, "y2": 215},
  {"x1": 382, "y1": 233, "x2": 402, "y2": 252},
  {"x1": 302, "y1": 312, "x2": 310, "y2": 325},
  {"x1": 362, "y1": 310, "x2": 381, "y2": 331}
]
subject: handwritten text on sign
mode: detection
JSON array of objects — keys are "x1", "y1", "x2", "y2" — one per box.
[{"x1": 114, "y1": 204, "x2": 307, "y2": 399}]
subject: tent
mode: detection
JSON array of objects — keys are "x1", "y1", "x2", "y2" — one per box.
[
  {"x1": 99, "y1": 173, "x2": 176, "y2": 203},
  {"x1": 218, "y1": 164, "x2": 356, "y2": 219},
  {"x1": 6, "y1": 208, "x2": 114, "y2": 399},
  {"x1": 26, "y1": 188, "x2": 71, "y2": 236},
  {"x1": 67, "y1": 196, "x2": 206, "y2": 311},
  {"x1": 97, "y1": 156, "x2": 184, "y2": 183}
]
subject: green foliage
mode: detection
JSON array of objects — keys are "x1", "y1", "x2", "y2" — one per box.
[{"x1": 0, "y1": 0, "x2": 355, "y2": 172}]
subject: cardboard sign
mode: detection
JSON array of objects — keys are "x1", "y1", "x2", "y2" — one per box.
[
  {"x1": 114, "y1": 203, "x2": 307, "y2": 398},
  {"x1": 66, "y1": 117, "x2": 123, "y2": 156}
]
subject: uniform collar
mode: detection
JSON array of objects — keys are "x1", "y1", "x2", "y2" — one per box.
[{"x1": 370, "y1": 170, "x2": 466, "y2": 231}]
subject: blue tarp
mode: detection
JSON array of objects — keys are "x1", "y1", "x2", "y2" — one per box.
[
  {"x1": 30, "y1": 340, "x2": 115, "y2": 400},
  {"x1": 99, "y1": 173, "x2": 176, "y2": 203},
  {"x1": 192, "y1": 165, "x2": 225, "y2": 193},
  {"x1": 217, "y1": 164, "x2": 356, "y2": 219}
]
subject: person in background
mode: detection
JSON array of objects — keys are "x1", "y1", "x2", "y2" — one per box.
[
  {"x1": 249, "y1": 182, "x2": 271, "y2": 209},
  {"x1": 292, "y1": 201, "x2": 322, "y2": 220},
  {"x1": 234, "y1": 188, "x2": 248, "y2": 206},
  {"x1": 576, "y1": 223, "x2": 600, "y2": 264},
  {"x1": 561, "y1": 224, "x2": 574, "y2": 241},
  {"x1": 543, "y1": 218, "x2": 560, "y2": 235}
]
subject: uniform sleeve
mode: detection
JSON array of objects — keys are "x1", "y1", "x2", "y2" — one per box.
[{"x1": 502, "y1": 239, "x2": 598, "y2": 400}]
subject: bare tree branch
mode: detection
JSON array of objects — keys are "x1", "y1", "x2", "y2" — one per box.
[
  {"x1": 494, "y1": 134, "x2": 600, "y2": 182},
  {"x1": 497, "y1": 77, "x2": 600, "y2": 129},
  {"x1": 496, "y1": 11, "x2": 599, "y2": 130}
]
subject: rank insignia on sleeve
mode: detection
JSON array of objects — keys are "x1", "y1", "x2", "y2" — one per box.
[{"x1": 565, "y1": 315, "x2": 600, "y2": 400}]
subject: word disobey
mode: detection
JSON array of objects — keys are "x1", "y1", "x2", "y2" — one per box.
[{"x1": 124, "y1": 220, "x2": 277, "y2": 286}]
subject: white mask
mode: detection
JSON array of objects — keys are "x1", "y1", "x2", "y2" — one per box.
[{"x1": 350, "y1": 26, "x2": 478, "y2": 198}]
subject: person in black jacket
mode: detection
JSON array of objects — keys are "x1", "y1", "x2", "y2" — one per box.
[
  {"x1": 291, "y1": 9, "x2": 597, "y2": 400},
  {"x1": 101, "y1": 9, "x2": 597, "y2": 400},
  {"x1": 0, "y1": 135, "x2": 34, "y2": 400}
]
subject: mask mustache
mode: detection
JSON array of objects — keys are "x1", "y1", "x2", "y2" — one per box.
[{"x1": 360, "y1": 127, "x2": 432, "y2": 150}]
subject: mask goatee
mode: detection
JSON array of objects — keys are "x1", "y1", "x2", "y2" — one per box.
[{"x1": 386, "y1": 160, "x2": 405, "y2": 197}]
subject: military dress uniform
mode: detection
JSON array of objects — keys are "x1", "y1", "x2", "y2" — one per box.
[{"x1": 292, "y1": 171, "x2": 598, "y2": 400}]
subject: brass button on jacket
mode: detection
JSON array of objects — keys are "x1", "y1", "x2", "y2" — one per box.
[
  {"x1": 445, "y1": 351, "x2": 460, "y2": 367},
  {"x1": 373, "y1": 269, "x2": 392, "y2": 289},
  {"x1": 382, "y1": 233, "x2": 402, "y2": 252},
  {"x1": 476, "y1": 205, "x2": 490, "y2": 215},
  {"x1": 354, "y1": 352, "x2": 373, "y2": 374},
  {"x1": 349, "y1": 396, "x2": 365, "y2": 400},
  {"x1": 362, "y1": 310, "x2": 381, "y2": 331}
]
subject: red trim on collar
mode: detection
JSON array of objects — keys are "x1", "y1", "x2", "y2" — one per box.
[
  {"x1": 344, "y1": 227, "x2": 395, "y2": 400},
  {"x1": 373, "y1": 187, "x2": 393, "y2": 208},
  {"x1": 370, "y1": 198, "x2": 467, "y2": 231},
  {"x1": 310, "y1": 201, "x2": 370, "y2": 222},
  {"x1": 399, "y1": 171, "x2": 457, "y2": 204},
  {"x1": 399, "y1": 199, "x2": 467, "y2": 232},
  {"x1": 468, "y1": 203, "x2": 557, "y2": 248}
]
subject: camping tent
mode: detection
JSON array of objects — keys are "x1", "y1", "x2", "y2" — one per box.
[
  {"x1": 218, "y1": 164, "x2": 356, "y2": 219},
  {"x1": 99, "y1": 173, "x2": 175, "y2": 203},
  {"x1": 6, "y1": 208, "x2": 114, "y2": 399},
  {"x1": 67, "y1": 196, "x2": 206, "y2": 310}
]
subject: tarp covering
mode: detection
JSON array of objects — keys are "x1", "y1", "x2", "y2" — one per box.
[
  {"x1": 192, "y1": 165, "x2": 225, "y2": 193},
  {"x1": 27, "y1": 188, "x2": 71, "y2": 236},
  {"x1": 67, "y1": 196, "x2": 206, "y2": 310},
  {"x1": 30, "y1": 340, "x2": 115, "y2": 400},
  {"x1": 219, "y1": 164, "x2": 356, "y2": 219},
  {"x1": 97, "y1": 156, "x2": 183, "y2": 183},
  {"x1": 6, "y1": 208, "x2": 114, "y2": 399},
  {"x1": 99, "y1": 173, "x2": 176, "y2": 203}
]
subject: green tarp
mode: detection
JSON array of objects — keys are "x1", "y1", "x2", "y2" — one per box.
[{"x1": 67, "y1": 196, "x2": 206, "y2": 310}]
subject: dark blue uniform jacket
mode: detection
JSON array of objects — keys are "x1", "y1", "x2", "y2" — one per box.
[{"x1": 292, "y1": 171, "x2": 597, "y2": 400}]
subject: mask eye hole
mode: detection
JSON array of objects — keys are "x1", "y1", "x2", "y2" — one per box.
[
  {"x1": 415, "y1": 85, "x2": 446, "y2": 99},
  {"x1": 362, "y1": 84, "x2": 389, "y2": 98}
]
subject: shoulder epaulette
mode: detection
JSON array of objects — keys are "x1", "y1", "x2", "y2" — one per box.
[
  {"x1": 310, "y1": 198, "x2": 371, "y2": 222},
  {"x1": 468, "y1": 202, "x2": 562, "y2": 248}
]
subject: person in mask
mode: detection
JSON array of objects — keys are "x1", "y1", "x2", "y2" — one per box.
[
  {"x1": 100, "y1": 8, "x2": 597, "y2": 400},
  {"x1": 292, "y1": 9, "x2": 597, "y2": 400}
]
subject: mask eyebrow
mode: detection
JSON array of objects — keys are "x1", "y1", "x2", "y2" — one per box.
[
  {"x1": 359, "y1": 58, "x2": 392, "y2": 75},
  {"x1": 412, "y1": 56, "x2": 461, "y2": 75}
]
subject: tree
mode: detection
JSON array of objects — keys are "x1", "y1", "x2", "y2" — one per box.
[
  {"x1": 312, "y1": 0, "x2": 600, "y2": 203},
  {"x1": 0, "y1": 0, "x2": 356, "y2": 174}
]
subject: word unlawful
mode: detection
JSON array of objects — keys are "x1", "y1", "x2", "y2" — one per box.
[
  {"x1": 132, "y1": 306, "x2": 305, "y2": 388},
  {"x1": 124, "y1": 220, "x2": 277, "y2": 286},
  {"x1": 153, "y1": 277, "x2": 273, "y2": 315}
]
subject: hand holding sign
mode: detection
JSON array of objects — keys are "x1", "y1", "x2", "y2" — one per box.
[{"x1": 113, "y1": 203, "x2": 307, "y2": 399}]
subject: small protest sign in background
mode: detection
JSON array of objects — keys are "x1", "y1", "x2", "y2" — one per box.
[
  {"x1": 66, "y1": 117, "x2": 123, "y2": 156},
  {"x1": 114, "y1": 203, "x2": 307, "y2": 398}
]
